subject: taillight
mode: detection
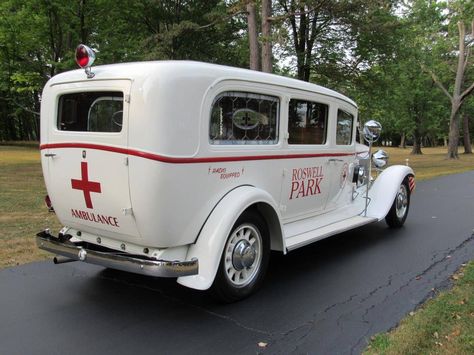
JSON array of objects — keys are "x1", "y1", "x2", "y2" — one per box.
[{"x1": 45, "y1": 195, "x2": 54, "y2": 212}]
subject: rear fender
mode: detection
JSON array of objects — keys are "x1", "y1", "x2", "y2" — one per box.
[
  {"x1": 177, "y1": 185, "x2": 282, "y2": 290},
  {"x1": 366, "y1": 165, "x2": 414, "y2": 220}
]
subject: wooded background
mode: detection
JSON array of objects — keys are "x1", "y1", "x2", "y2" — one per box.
[{"x1": 0, "y1": 0, "x2": 473, "y2": 158}]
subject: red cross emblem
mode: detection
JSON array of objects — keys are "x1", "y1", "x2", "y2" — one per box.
[{"x1": 71, "y1": 162, "x2": 102, "y2": 209}]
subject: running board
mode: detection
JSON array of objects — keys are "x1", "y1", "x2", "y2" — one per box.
[{"x1": 285, "y1": 215, "x2": 377, "y2": 252}]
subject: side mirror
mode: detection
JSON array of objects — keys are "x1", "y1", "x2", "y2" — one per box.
[
  {"x1": 361, "y1": 120, "x2": 382, "y2": 217},
  {"x1": 363, "y1": 120, "x2": 382, "y2": 143}
]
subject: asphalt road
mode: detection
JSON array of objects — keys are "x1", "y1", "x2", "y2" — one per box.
[{"x1": 1, "y1": 171, "x2": 474, "y2": 355}]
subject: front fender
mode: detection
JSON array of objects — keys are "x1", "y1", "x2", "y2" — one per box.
[
  {"x1": 366, "y1": 165, "x2": 414, "y2": 221},
  {"x1": 177, "y1": 185, "x2": 281, "y2": 290}
]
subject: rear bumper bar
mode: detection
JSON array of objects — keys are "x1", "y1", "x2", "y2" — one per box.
[{"x1": 36, "y1": 230, "x2": 198, "y2": 278}]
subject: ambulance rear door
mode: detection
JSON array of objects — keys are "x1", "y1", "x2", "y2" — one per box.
[{"x1": 43, "y1": 80, "x2": 139, "y2": 240}]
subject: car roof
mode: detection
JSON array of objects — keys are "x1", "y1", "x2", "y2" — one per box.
[{"x1": 48, "y1": 60, "x2": 357, "y2": 108}]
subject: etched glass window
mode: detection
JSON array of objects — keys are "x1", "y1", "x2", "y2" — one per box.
[
  {"x1": 288, "y1": 99, "x2": 328, "y2": 145},
  {"x1": 210, "y1": 92, "x2": 279, "y2": 144},
  {"x1": 336, "y1": 110, "x2": 354, "y2": 145},
  {"x1": 58, "y1": 91, "x2": 123, "y2": 132}
]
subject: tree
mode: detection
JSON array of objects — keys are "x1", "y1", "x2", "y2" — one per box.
[
  {"x1": 0, "y1": 0, "x2": 102, "y2": 140},
  {"x1": 242, "y1": 0, "x2": 273, "y2": 73},
  {"x1": 417, "y1": 0, "x2": 474, "y2": 158},
  {"x1": 427, "y1": 20, "x2": 474, "y2": 158},
  {"x1": 346, "y1": 1, "x2": 453, "y2": 154},
  {"x1": 261, "y1": 0, "x2": 272, "y2": 72},
  {"x1": 247, "y1": 1, "x2": 260, "y2": 70},
  {"x1": 0, "y1": 0, "x2": 248, "y2": 141},
  {"x1": 276, "y1": 0, "x2": 332, "y2": 81},
  {"x1": 274, "y1": 0, "x2": 399, "y2": 83}
]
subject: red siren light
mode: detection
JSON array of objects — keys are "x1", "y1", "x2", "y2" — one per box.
[{"x1": 75, "y1": 44, "x2": 96, "y2": 78}]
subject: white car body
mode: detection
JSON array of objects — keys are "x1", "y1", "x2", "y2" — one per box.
[{"x1": 37, "y1": 61, "x2": 414, "y2": 298}]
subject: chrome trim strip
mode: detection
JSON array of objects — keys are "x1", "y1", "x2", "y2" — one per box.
[{"x1": 36, "y1": 231, "x2": 198, "y2": 278}]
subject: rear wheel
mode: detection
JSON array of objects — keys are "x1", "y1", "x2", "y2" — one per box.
[
  {"x1": 211, "y1": 211, "x2": 270, "y2": 303},
  {"x1": 385, "y1": 178, "x2": 410, "y2": 228}
]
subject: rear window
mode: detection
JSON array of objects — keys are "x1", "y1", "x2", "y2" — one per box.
[{"x1": 57, "y1": 92, "x2": 123, "y2": 132}]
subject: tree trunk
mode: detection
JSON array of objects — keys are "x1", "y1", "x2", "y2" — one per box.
[
  {"x1": 284, "y1": 3, "x2": 311, "y2": 81},
  {"x1": 33, "y1": 92, "x2": 41, "y2": 140},
  {"x1": 447, "y1": 108, "x2": 460, "y2": 159},
  {"x1": 261, "y1": 0, "x2": 272, "y2": 73},
  {"x1": 400, "y1": 132, "x2": 406, "y2": 148},
  {"x1": 296, "y1": 51, "x2": 306, "y2": 80},
  {"x1": 411, "y1": 130, "x2": 423, "y2": 155},
  {"x1": 247, "y1": 2, "x2": 260, "y2": 71},
  {"x1": 411, "y1": 110, "x2": 423, "y2": 154},
  {"x1": 79, "y1": 0, "x2": 88, "y2": 44},
  {"x1": 463, "y1": 113, "x2": 472, "y2": 154},
  {"x1": 411, "y1": 141, "x2": 422, "y2": 154},
  {"x1": 5, "y1": 101, "x2": 17, "y2": 140}
]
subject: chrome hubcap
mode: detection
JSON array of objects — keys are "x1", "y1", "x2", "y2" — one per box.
[
  {"x1": 395, "y1": 184, "x2": 408, "y2": 219},
  {"x1": 232, "y1": 240, "x2": 257, "y2": 270},
  {"x1": 224, "y1": 223, "x2": 262, "y2": 287}
]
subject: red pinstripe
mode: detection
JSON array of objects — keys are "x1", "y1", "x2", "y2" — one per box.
[{"x1": 40, "y1": 142, "x2": 364, "y2": 164}]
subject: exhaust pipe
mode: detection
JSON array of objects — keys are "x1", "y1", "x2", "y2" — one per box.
[{"x1": 53, "y1": 256, "x2": 76, "y2": 264}]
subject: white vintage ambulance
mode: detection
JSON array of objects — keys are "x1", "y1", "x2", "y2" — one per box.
[{"x1": 37, "y1": 45, "x2": 415, "y2": 302}]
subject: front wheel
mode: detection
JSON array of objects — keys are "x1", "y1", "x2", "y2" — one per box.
[
  {"x1": 211, "y1": 211, "x2": 270, "y2": 303},
  {"x1": 385, "y1": 178, "x2": 410, "y2": 228}
]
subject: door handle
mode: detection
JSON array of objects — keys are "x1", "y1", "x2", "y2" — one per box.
[
  {"x1": 328, "y1": 158, "x2": 343, "y2": 162},
  {"x1": 44, "y1": 153, "x2": 57, "y2": 158}
]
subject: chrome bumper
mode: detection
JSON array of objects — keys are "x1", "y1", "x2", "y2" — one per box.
[{"x1": 36, "y1": 230, "x2": 198, "y2": 278}]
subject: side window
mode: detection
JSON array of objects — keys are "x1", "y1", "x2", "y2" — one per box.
[
  {"x1": 336, "y1": 110, "x2": 354, "y2": 145},
  {"x1": 288, "y1": 99, "x2": 328, "y2": 145},
  {"x1": 210, "y1": 91, "x2": 279, "y2": 144}
]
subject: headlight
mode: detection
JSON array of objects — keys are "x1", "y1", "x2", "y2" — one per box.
[
  {"x1": 372, "y1": 149, "x2": 389, "y2": 168},
  {"x1": 353, "y1": 165, "x2": 366, "y2": 187}
]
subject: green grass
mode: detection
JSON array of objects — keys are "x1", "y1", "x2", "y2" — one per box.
[
  {"x1": 365, "y1": 262, "x2": 474, "y2": 355},
  {"x1": 0, "y1": 146, "x2": 60, "y2": 268},
  {"x1": 0, "y1": 141, "x2": 40, "y2": 148},
  {"x1": 384, "y1": 146, "x2": 474, "y2": 180}
]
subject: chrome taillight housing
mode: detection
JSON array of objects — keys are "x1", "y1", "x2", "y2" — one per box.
[{"x1": 75, "y1": 44, "x2": 96, "y2": 78}]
